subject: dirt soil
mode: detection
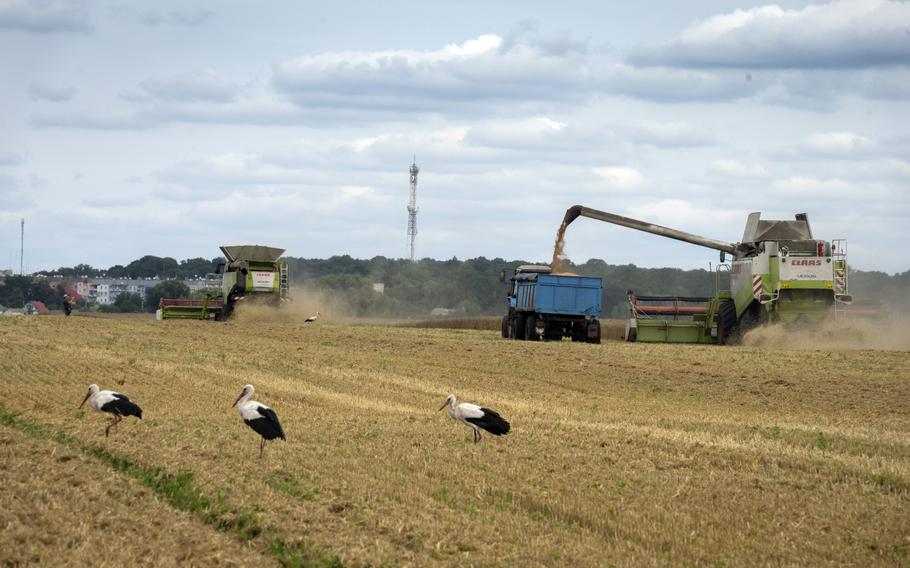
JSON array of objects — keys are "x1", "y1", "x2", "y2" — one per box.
[{"x1": 0, "y1": 315, "x2": 908, "y2": 566}]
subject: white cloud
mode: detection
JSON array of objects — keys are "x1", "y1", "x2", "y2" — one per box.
[
  {"x1": 772, "y1": 176, "x2": 852, "y2": 196},
  {"x1": 624, "y1": 199, "x2": 746, "y2": 243},
  {"x1": 626, "y1": 121, "x2": 715, "y2": 148},
  {"x1": 157, "y1": 153, "x2": 312, "y2": 189},
  {"x1": 125, "y1": 69, "x2": 239, "y2": 104},
  {"x1": 709, "y1": 159, "x2": 768, "y2": 178},
  {"x1": 0, "y1": 172, "x2": 33, "y2": 210},
  {"x1": 272, "y1": 35, "x2": 775, "y2": 117},
  {"x1": 592, "y1": 166, "x2": 644, "y2": 190},
  {"x1": 30, "y1": 97, "x2": 306, "y2": 130},
  {"x1": 0, "y1": 150, "x2": 25, "y2": 166},
  {"x1": 880, "y1": 158, "x2": 910, "y2": 178},
  {"x1": 30, "y1": 110, "x2": 155, "y2": 130},
  {"x1": 630, "y1": 0, "x2": 910, "y2": 69},
  {"x1": 28, "y1": 81, "x2": 76, "y2": 102},
  {"x1": 272, "y1": 34, "x2": 596, "y2": 113},
  {"x1": 138, "y1": 8, "x2": 211, "y2": 27},
  {"x1": 0, "y1": 0, "x2": 90, "y2": 33},
  {"x1": 603, "y1": 63, "x2": 759, "y2": 103},
  {"x1": 798, "y1": 132, "x2": 873, "y2": 157},
  {"x1": 464, "y1": 117, "x2": 580, "y2": 150}
]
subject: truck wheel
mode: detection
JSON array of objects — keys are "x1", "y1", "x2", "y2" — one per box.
[
  {"x1": 501, "y1": 315, "x2": 510, "y2": 338},
  {"x1": 570, "y1": 322, "x2": 584, "y2": 342},
  {"x1": 587, "y1": 320, "x2": 601, "y2": 344},
  {"x1": 514, "y1": 315, "x2": 526, "y2": 340},
  {"x1": 547, "y1": 323, "x2": 564, "y2": 341},
  {"x1": 525, "y1": 316, "x2": 538, "y2": 341}
]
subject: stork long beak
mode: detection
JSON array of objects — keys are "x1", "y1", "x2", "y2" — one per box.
[
  {"x1": 438, "y1": 401, "x2": 448, "y2": 411},
  {"x1": 232, "y1": 392, "x2": 244, "y2": 408},
  {"x1": 79, "y1": 392, "x2": 90, "y2": 409}
]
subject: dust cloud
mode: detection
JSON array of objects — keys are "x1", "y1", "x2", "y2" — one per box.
[
  {"x1": 742, "y1": 317, "x2": 910, "y2": 351},
  {"x1": 231, "y1": 287, "x2": 361, "y2": 324}
]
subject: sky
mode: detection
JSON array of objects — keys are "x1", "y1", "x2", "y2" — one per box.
[{"x1": 1, "y1": 0, "x2": 909, "y2": 274}]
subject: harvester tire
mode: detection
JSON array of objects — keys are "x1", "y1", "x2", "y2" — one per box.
[
  {"x1": 738, "y1": 302, "x2": 764, "y2": 340},
  {"x1": 215, "y1": 303, "x2": 233, "y2": 321},
  {"x1": 717, "y1": 300, "x2": 738, "y2": 345},
  {"x1": 501, "y1": 316, "x2": 510, "y2": 338}
]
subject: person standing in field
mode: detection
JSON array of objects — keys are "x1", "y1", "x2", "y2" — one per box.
[{"x1": 63, "y1": 294, "x2": 73, "y2": 317}]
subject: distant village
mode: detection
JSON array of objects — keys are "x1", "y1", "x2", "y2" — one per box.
[{"x1": 0, "y1": 269, "x2": 215, "y2": 315}]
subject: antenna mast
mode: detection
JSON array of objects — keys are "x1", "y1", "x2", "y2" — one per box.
[{"x1": 407, "y1": 157, "x2": 419, "y2": 262}]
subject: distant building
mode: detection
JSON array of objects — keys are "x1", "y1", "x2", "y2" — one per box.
[
  {"x1": 372, "y1": 282, "x2": 385, "y2": 294},
  {"x1": 63, "y1": 286, "x2": 84, "y2": 302},
  {"x1": 74, "y1": 280, "x2": 92, "y2": 298},
  {"x1": 89, "y1": 278, "x2": 159, "y2": 305},
  {"x1": 24, "y1": 301, "x2": 50, "y2": 315},
  {"x1": 185, "y1": 278, "x2": 220, "y2": 293}
]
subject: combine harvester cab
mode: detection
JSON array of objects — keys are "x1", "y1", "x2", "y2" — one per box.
[
  {"x1": 159, "y1": 244, "x2": 290, "y2": 321},
  {"x1": 501, "y1": 265, "x2": 603, "y2": 343},
  {"x1": 561, "y1": 205, "x2": 852, "y2": 344}
]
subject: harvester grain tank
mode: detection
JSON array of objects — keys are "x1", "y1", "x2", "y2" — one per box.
[
  {"x1": 561, "y1": 205, "x2": 852, "y2": 343},
  {"x1": 501, "y1": 265, "x2": 603, "y2": 343},
  {"x1": 158, "y1": 245, "x2": 290, "y2": 320}
]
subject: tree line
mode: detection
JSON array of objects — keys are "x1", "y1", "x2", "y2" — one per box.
[{"x1": 10, "y1": 254, "x2": 905, "y2": 317}]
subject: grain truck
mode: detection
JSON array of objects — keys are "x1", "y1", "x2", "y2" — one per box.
[{"x1": 500, "y1": 265, "x2": 603, "y2": 343}]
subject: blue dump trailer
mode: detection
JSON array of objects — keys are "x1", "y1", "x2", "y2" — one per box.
[{"x1": 500, "y1": 265, "x2": 603, "y2": 343}]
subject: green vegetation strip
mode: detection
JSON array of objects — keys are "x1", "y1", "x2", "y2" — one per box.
[{"x1": 0, "y1": 405, "x2": 342, "y2": 568}]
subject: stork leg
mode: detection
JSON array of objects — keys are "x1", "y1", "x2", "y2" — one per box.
[
  {"x1": 105, "y1": 415, "x2": 122, "y2": 437},
  {"x1": 473, "y1": 428, "x2": 481, "y2": 444},
  {"x1": 259, "y1": 438, "x2": 266, "y2": 460}
]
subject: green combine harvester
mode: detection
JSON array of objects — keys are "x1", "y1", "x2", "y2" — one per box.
[
  {"x1": 159, "y1": 245, "x2": 289, "y2": 321},
  {"x1": 561, "y1": 205, "x2": 853, "y2": 344}
]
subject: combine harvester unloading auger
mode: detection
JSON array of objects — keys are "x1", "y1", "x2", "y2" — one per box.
[
  {"x1": 159, "y1": 245, "x2": 289, "y2": 321},
  {"x1": 560, "y1": 205, "x2": 853, "y2": 344}
]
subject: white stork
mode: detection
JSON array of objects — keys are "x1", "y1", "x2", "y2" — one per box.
[
  {"x1": 232, "y1": 384, "x2": 286, "y2": 459},
  {"x1": 304, "y1": 311, "x2": 320, "y2": 323},
  {"x1": 439, "y1": 394, "x2": 510, "y2": 443},
  {"x1": 79, "y1": 384, "x2": 143, "y2": 437}
]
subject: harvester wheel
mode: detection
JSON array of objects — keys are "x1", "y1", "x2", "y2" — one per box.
[
  {"x1": 501, "y1": 316, "x2": 510, "y2": 338},
  {"x1": 717, "y1": 300, "x2": 738, "y2": 345},
  {"x1": 737, "y1": 303, "x2": 764, "y2": 340}
]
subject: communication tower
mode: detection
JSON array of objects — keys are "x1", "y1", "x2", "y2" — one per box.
[{"x1": 407, "y1": 157, "x2": 419, "y2": 262}]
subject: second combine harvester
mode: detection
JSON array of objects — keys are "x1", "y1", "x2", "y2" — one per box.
[
  {"x1": 561, "y1": 205, "x2": 852, "y2": 344},
  {"x1": 159, "y1": 245, "x2": 289, "y2": 320}
]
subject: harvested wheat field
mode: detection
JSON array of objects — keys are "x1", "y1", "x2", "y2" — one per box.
[{"x1": 1, "y1": 314, "x2": 908, "y2": 567}]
